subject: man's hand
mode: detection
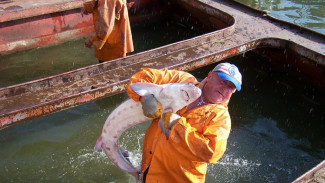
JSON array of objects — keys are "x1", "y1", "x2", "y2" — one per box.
[
  {"x1": 140, "y1": 94, "x2": 163, "y2": 118},
  {"x1": 158, "y1": 112, "x2": 181, "y2": 139}
]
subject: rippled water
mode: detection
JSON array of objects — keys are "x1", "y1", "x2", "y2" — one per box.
[
  {"x1": 234, "y1": 0, "x2": 325, "y2": 34},
  {"x1": 0, "y1": 53, "x2": 324, "y2": 182}
]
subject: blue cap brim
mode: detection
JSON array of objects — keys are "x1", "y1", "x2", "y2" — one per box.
[{"x1": 217, "y1": 72, "x2": 241, "y2": 91}]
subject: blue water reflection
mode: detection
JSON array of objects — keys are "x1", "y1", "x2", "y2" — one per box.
[{"x1": 234, "y1": 0, "x2": 325, "y2": 34}]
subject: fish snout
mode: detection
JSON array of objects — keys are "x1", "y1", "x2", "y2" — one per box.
[
  {"x1": 189, "y1": 85, "x2": 201, "y2": 100},
  {"x1": 194, "y1": 86, "x2": 202, "y2": 97},
  {"x1": 182, "y1": 83, "x2": 201, "y2": 103}
]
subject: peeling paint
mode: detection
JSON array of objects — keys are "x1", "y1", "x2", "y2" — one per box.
[
  {"x1": 239, "y1": 45, "x2": 246, "y2": 52},
  {"x1": 112, "y1": 85, "x2": 126, "y2": 93}
]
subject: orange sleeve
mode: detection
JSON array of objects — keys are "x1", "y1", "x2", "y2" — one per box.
[
  {"x1": 94, "y1": 0, "x2": 119, "y2": 49},
  {"x1": 170, "y1": 106, "x2": 231, "y2": 163},
  {"x1": 126, "y1": 68, "x2": 198, "y2": 101}
]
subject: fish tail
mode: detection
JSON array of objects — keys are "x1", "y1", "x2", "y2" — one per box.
[{"x1": 94, "y1": 135, "x2": 103, "y2": 151}]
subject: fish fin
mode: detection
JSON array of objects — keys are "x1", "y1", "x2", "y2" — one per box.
[
  {"x1": 94, "y1": 136, "x2": 103, "y2": 151},
  {"x1": 130, "y1": 83, "x2": 160, "y2": 96}
]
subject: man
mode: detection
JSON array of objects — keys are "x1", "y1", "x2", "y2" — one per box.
[
  {"x1": 126, "y1": 62, "x2": 242, "y2": 182},
  {"x1": 81, "y1": 0, "x2": 134, "y2": 62}
]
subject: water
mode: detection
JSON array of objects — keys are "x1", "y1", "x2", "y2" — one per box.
[
  {"x1": 0, "y1": 53, "x2": 324, "y2": 182},
  {"x1": 234, "y1": 0, "x2": 325, "y2": 35},
  {"x1": 0, "y1": 93, "x2": 136, "y2": 182},
  {"x1": 0, "y1": 40, "x2": 98, "y2": 88}
]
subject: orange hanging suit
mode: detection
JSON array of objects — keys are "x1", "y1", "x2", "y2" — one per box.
[{"x1": 83, "y1": 0, "x2": 134, "y2": 61}]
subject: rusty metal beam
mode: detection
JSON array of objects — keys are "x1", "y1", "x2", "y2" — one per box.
[
  {"x1": 0, "y1": 0, "x2": 93, "y2": 55},
  {"x1": 0, "y1": 0, "x2": 324, "y2": 130},
  {"x1": 292, "y1": 160, "x2": 325, "y2": 183},
  {"x1": 0, "y1": 0, "x2": 86, "y2": 22}
]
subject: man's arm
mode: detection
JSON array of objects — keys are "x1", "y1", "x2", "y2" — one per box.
[{"x1": 169, "y1": 106, "x2": 231, "y2": 163}]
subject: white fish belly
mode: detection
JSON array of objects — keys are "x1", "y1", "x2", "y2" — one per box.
[{"x1": 100, "y1": 99, "x2": 150, "y2": 173}]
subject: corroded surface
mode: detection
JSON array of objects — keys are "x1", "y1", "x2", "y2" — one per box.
[
  {"x1": 0, "y1": 0, "x2": 93, "y2": 54},
  {"x1": 0, "y1": 0, "x2": 87, "y2": 22},
  {"x1": 293, "y1": 160, "x2": 325, "y2": 183}
]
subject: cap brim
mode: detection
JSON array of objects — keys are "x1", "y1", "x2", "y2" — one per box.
[{"x1": 217, "y1": 72, "x2": 241, "y2": 91}]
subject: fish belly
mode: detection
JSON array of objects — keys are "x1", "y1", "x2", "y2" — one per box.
[{"x1": 97, "y1": 99, "x2": 150, "y2": 175}]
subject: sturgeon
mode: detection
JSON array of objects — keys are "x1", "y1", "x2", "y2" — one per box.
[{"x1": 93, "y1": 82, "x2": 201, "y2": 179}]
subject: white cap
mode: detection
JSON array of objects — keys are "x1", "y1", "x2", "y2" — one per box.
[{"x1": 212, "y1": 62, "x2": 242, "y2": 91}]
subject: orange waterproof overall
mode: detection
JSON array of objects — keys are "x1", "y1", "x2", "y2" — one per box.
[
  {"x1": 83, "y1": 0, "x2": 134, "y2": 61},
  {"x1": 126, "y1": 68, "x2": 231, "y2": 183}
]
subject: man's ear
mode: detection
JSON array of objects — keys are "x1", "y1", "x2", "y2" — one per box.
[{"x1": 207, "y1": 72, "x2": 213, "y2": 80}]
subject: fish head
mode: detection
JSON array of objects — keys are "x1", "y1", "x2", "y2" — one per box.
[
  {"x1": 130, "y1": 82, "x2": 162, "y2": 97},
  {"x1": 130, "y1": 82, "x2": 201, "y2": 113},
  {"x1": 160, "y1": 83, "x2": 201, "y2": 112}
]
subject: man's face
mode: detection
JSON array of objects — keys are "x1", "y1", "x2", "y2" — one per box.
[{"x1": 203, "y1": 72, "x2": 236, "y2": 104}]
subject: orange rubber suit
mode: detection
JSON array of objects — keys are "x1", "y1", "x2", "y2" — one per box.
[
  {"x1": 83, "y1": 0, "x2": 134, "y2": 61},
  {"x1": 126, "y1": 68, "x2": 231, "y2": 183}
]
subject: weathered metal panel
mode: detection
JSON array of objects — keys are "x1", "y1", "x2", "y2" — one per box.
[
  {"x1": 0, "y1": 9, "x2": 93, "y2": 54},
  {"x1": 0, "y1": 0, "x2": 87, "y2": 22},
  {"x1": 292, "y1": 160, "x2": 325, "y2": 183}
]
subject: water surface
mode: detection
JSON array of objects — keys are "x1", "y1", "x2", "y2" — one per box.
[
  {"x1": 0, "y1": 53, "x2": 324, "y2": 182},
  {"x1": 234, "y1": 0, "x2": 325, "y2": 34}
]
